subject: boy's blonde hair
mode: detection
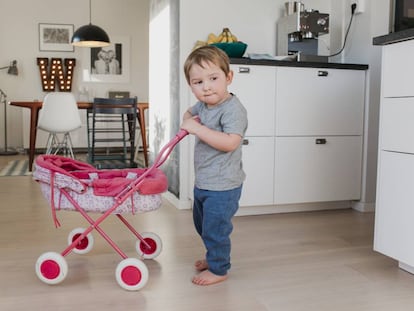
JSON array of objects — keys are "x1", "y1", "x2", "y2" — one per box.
[{"x1": 184, "y1": 45, "x2": 230, "y2": 84}]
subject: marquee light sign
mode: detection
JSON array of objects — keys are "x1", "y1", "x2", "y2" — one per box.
[{"x1": 36, "y1": 58, "x2": 76, "y2": 92}]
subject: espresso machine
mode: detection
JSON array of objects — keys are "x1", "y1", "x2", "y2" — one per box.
[{"x1": 277, "y1": 2, "x2": 329, "y2": 62}]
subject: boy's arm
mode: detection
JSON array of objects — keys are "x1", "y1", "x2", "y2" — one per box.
[
  {"x1": 181, "y1": 117, "x2": 241, "y2": 152},
  {"x1": 183, "y1": 109, "x2": 193, "y2": 120},
  {"x1": 193, "y1": 125, "x2": 242, "y2": 152}
]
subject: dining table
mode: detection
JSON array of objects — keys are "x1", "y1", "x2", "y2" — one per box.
[{"x1": 9, "y1": 100, "x2": 149, "y2": 171}]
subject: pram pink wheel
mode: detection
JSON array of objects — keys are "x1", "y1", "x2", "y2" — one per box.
[
  {"x1": 136, "y1": 232, "x2": 162, "y2": 259},
  {"x1": 35, "y1": 252, "x2": 68, "y2": 285},
  {"x1": 115, "y1": 258, "x2": 149, "y2": 291},
  {"x1": 68, "y1": 228, "x2": 94, "y2": 255}
]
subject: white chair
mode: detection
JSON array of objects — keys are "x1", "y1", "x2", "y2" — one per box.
[{"x1": 38, "y1": 92, "x2": 81, "y2": 158}]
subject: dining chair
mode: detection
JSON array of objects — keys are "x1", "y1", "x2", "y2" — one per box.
[
  {"x1": 87, "y1": 97, "x2": 137, "y2": 168},
  {"x1": 37, "y1": 92, "x2": 81, "y2": 158}
]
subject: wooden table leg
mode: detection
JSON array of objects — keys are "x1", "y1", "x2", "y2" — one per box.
[
  {"x1": 28, "y1": 106, "x2": 39, "y2": 171},
  {"x1": 137, "y1": 104, "x2": 148, "y2": 167}
]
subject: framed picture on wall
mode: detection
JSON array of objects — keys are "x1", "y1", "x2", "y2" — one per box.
[
  {"x1": 82, "y1": 36, "x2": 130, "y2": 83},
  {"x1": 39, "y1": 23, "x2": 74, "y2": 52}
]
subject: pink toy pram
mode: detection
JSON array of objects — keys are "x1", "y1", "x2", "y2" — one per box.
[{"x1": 34, "y1": 129, "x2": 189, "y2": 291}]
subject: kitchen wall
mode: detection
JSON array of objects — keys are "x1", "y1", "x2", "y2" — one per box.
[
  {"x1": 343, "y1": 0, "x2": 390, "y2": 208},
  {"x1": 0, "y1": 0, "x2": 149, "y2": 149}
]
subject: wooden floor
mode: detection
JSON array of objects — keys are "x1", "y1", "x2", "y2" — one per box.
[{"x1": 1, "y1": 155, "x2": 414, "y2": 310}]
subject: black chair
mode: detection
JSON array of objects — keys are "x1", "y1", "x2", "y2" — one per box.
[{"x1": 87, "y1": 97, "x2": 137, "y2": 168}]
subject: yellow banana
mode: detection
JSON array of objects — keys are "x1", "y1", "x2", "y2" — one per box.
[
  {"x1": 207, "y1": 33, "x2": 218, "y2": 44},
  {"x1": 193, "y1": 40, "x2": 207, "y2": 50},
  {"x1": 210, "y1": 28, "x2": 240, "y2": 44},
  {"x1": 227, "y1": 33, "x2": 234, "y2": 43}
]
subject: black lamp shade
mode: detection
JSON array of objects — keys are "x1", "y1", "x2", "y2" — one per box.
[
  {"x1": 7, "y1": 60, "x2": 18, "y2": 75},
  {"x1": 71, "y1": 24, "x2": 110, "y2": 47}
]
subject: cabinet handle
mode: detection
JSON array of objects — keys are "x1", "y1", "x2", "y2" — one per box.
[
  {"x1": 242, "y1": 139, "x2": 249, "y2": 145},
  {"x1": 317, "y1": 70, "x2": 328, "y2": 77},
  {"x1": 238, "y1": 67, "x2": 250, "y2": 73},
  {"x1": 315, "y1": 138, "x2": 327, "y2": 144}
]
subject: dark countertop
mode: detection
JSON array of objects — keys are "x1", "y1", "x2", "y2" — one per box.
[
  {"x1": 230, "y1": 58, "x2": 368, "y2": 70},
  {"x1": 373, "y1": 28, "x2": 414, "y2": 45}
]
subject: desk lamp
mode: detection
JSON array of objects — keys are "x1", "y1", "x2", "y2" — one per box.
[{"x1": 0, "y1": 60, "x2": 18, "y2": 155}]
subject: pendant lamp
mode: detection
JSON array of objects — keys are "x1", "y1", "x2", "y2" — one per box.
[{"x1": 71, "y1": 0, "x2": 110, "y2": 47}]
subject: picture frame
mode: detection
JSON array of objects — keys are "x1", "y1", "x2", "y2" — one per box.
[
  {"x1": 39, "y1": 23, "x2": 74, "y2": 52},
  {"x1": 82, "y1": 36, "x2": 130, "y2": 83}
]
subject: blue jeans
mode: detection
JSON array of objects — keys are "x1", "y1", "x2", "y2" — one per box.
[{"x1": 193, "y1": 185, "x2": 242, "y2": 276}]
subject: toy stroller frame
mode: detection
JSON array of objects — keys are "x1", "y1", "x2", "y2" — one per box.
[{"x1": 34, "y1": 129, "x2": 189, "y2": 291}]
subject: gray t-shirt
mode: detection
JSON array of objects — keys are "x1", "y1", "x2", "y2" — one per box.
[{"x1": 190, "y1": 94, "x2": 248, "y2": 191}]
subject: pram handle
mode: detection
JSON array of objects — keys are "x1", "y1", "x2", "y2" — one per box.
[
  {"x1": 115, "y1": 128, "x2": 189, "y2": 202},
  {"x1": 153, "y1": 116, "x2": 200, "y2": 169},
  {"x1": 115, "y1": 117, "x2": 200, "y2": 202},
  {"x1": 154, "y1": 128, "x2": 189, "y2": 169}
]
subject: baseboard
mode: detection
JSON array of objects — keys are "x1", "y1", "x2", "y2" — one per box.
[
  {"x1": 352, "y1": 201, "x2": 375, "y2": 212},
  {"x1": 235, "y1": 201, "x2": 352, "y2": 216},
  {"x1": 162, "y1": 191, "x2": 192, "y2": 210}
]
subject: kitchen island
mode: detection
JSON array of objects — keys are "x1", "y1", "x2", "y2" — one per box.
[
  {"x1": 373, "y1": 30, "x2": 414, "y2": 274},
  {"x1": 188, "y1": 57, "x2": 369, "y2": 215}
]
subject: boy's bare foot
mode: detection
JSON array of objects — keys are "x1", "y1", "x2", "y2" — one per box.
[
  {"x1": 192, "y1": 270, "x2": 228, "y2": 286},
  {"x1": 194, "y1": 259, "x2": 208, "y2": 271}
]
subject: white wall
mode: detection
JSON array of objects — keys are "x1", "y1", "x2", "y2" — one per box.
[
  {"x1": 0, "y1": 0, "x2": 149, "y2": 149},
  {"x1": 343, "y1": 0, "x2": 390, "y2": 207}
]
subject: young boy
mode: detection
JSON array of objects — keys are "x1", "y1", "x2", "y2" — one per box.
[{"x1": 181, "y1": 45, "x2": 248, "y2": 286}]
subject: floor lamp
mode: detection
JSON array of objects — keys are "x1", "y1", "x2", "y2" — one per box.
[{"x1": 0, "y1": 60, "x2": 18, "y2": 155}]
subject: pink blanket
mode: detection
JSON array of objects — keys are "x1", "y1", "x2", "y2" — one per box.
[{"x1": 34, "y1": 155, "x2": 168, "y2": 196}]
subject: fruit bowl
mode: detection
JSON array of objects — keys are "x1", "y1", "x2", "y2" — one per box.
[{"x1": 210, "y1": 42, "x2": 248, "y2": 58}]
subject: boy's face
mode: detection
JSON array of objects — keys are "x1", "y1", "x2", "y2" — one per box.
[{"x1": 188, "y1": 61, "x2": 233, "y2": 107}]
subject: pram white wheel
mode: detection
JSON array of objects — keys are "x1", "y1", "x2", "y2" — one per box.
[
  {"x1": 115, "y1": 258, "x2": 149, "y2": 291},
  {"x1": 35, "y1": 252, "x2": 68, "y2": 285},
  {"x1": 68, "y1": 228, "x2": 94, "y2": 254},
  {"x1": 136, "y1": 232, "x2": 162, "y2": 259}
]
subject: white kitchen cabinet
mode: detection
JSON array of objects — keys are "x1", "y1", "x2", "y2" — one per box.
[
  {"x1": 374, "y1": 38, "x2": 414, "y2": 274},
  {"x1": 375, "y1": 151, "x2": 414, "y2": 268},
  {"x1": 381, "y1": 40, "x2": 414, "y2": 98},
  {"x1": 230, "y1": 65, "x2": 276, "y2": 207},
  {"x1": 239, "y1": 136, "x2": 274, "y2": 207},
  {"x1": 275, "y1": 67, "x2": 365, "y2": 136},
  {"x1": 186, "y1": 62, "x2": 366, "y2": 214},
  {"x1": 227, "y1": 62, "x2": 366, "y2": 211},
  {"x1": 274, "y1": 66, "x2": 365, "y2": 205},
  {"x1": 274, "y1": 136, "x2": 362, "y2": 204},
  {"x1": 380, "y1": 98, "x2": 414, "y2": 154},
  {"x1": 230, "y1": 65, "x2": 276, "y2": 137}
]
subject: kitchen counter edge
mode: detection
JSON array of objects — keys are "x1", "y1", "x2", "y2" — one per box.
[
  {"x1": 230, "y1": 58, "x2": 368, "y2": 70},
  {"x1": 373, "y1": 28, "x2": 414, "y2": 46}
]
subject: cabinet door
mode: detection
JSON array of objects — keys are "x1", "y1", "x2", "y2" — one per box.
[
  {"x1": 375, "y1": 151, "x2": 414, "y2": 266},
  {"x1": 380, "y1": 97, "x2": 414, "y2": 154},
  {"x1": 275, "y1": 67, "x2": 365, "y2": 136},
  {"x1": 230, "y1": 65, "x2": 275, "y2": 137},
  {"x1": 274, "y1": 136, "x2": 362, "y2": 204},
  {"x1": 239, "y1": 136, "x2": 274, "y2": 207},
  {"x1": 382, "y1": 39, "x2": 414, "y2": 98}
]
